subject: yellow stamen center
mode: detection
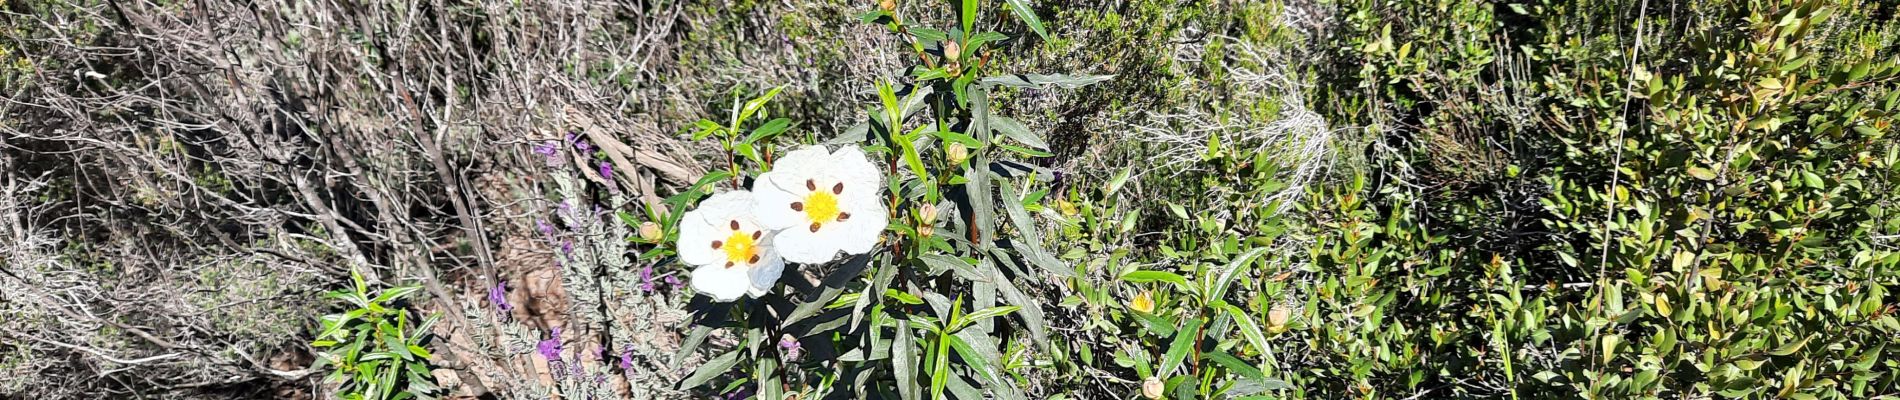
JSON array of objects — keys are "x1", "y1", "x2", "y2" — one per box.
[
  {"x1": 721, "y1": 230, "x2": 757, "y2": 267},
  {"x1": 803, "y1": 191, "x2": 840, "y2": 225}
]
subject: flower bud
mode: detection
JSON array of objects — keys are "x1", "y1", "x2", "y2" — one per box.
[
  {"x1": 879, "y1": 0, "x2": 896, "y2": 13},
  {"x1": 638, "y1": 222, "x2": 663, "y2": 241},
  {"x1": 946, "y1": 142, "x2": 969, "y2": 165},
  {"x1": 1141, "y1": 377, "x2": 1165, "y2": 399},
  {"x1": 1268, "y1": 304, "x2": 1292, "y2": 333},
  {"x1": 943, "y1": 41, "x2": 962, "y2": 62},
  {"x1": 918, "y1": 203, "x2": 940, "y2": 225}
]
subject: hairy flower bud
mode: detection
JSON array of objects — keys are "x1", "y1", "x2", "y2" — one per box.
[
  {"x1": 918, "y1": 203, "x2": 939, "y2": 225},
  {"x1": 1268, "y1": 304, "x2": 1292, "y2": 333},
  {"x1": 1142, "y1": 377, "x2": 1165, "y2": 399},
  {"x1": 879, "y1": 0, "x2": 896, "y2": 13},
  {"x1": 638, "y1": 222, "x2": 662, "y2": 241},
  {"x1": 943, "y1": 41, "x2": 962, "y2": 63},
  {"x1": 946, "y1": 142, "x2": 969, "y2": 165}
]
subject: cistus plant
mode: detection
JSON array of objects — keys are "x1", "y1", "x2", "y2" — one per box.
[
  {"x1": 647, "y1": 0, "x2": 1109, "y2": 398},
  {"x1": 311, "y1": 268, "x2": 442, "y2": 400}
]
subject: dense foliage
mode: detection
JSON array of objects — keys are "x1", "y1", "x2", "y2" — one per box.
[{"x1": 1293, "y1": 0, "x2": 1900, "y2": 397}]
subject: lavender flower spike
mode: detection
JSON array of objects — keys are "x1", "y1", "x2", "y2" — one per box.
[{"x1": 487, "y1": 281, "x2": 512, "y2": 314}]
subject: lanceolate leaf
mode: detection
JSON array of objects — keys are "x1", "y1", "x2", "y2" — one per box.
[
  {"x1": 989, "y1": 259, "x2": 1049, "y2": 344},
  {"x1": 894, "y1": 320, "x2": 920, "y2": 400},
  {"x1": 1207, "y1": 247, "x2": 1268, "y2": 301},
  {"x1": 1121, "y1": 270, "x2": 1192, "y2": 291},
  {"x1": 677, "y1": 348, "x2": 741, "y2": 390},
  {"x1": 1004, "y1": 0, "x2": 1048, "y2": 40},
  {"x1": 997, "y1": 178, "x2": 1073, "y2": 277},
  {"x1": 1158, "y1": 317, "x2": 1204, "y2": 377},
  {"x1": 1222, "y1": 304, "x2": 1271, "y2": 357},
  {"x1": 981, "y1": 74, "x2": 1114, "y2": 89},
  {"x1": 989, "y1": 115, "x2": 1047, "y2": 150}
]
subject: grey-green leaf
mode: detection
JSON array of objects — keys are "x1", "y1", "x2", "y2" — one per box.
[
  {"x1": 1004, "y1": 0, "x2": 1048, "y2": 40},
  {"x1": 677, "y1": 348, "x2": 741, "y2": 390},
  {"x1": 989, "y1": 115, "x2": 1047, "y2": 150},
  {"x1": 981, "y1": 74, "x2": 1114, "y2": 89}
]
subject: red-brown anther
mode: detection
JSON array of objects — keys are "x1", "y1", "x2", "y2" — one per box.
[
  {"x1": 832, "y1": 182, "x2": 845, "y2": 194},
  {"x1": 837, "y1": 212, "x2": 852, "y2": 221},
  {"x1": 724, "y1": 261, "x2": 735, "y2": 268},
  {"x1": 752, "y1": 230, "x2": 762, "y2": 240},
  {"x1": 791, "y1": 202, "x2": 805, "y2": 211},
  {"x1": 749, "y1": 254, "x2": 760, "y2": 264},
  {"x1": 809, "y1": 223, "x2": 822, "y2": 232},
  {"x1": 712, "y1": 240, "x2": 723, "y2": 249},
  {"x1": 729, "y1": 220, "x2": 741, "y2": 230},
  {"x1": 806, "y1": 179, "x2": 817, "y2": 191}
]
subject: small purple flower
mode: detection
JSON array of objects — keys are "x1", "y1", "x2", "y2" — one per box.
[
  {"x1": 638, "y1": 266, "x2": 656, "y2": 293},
  {"x1": 619, "y1": 349, "x2": 634, "y2": 370},
  {"x1": 779, "y1": 334, "x2": 803, "y2": 361},
  {"x1": 560, "y1": 239, "x2": 573, "y2": 255},
  {"x1": 664, "y1": 275, "x2": 682, "y2": 289},
  {"x1": 724, "y1": 386, "x2": 755, "y2": 400},
  {"x1": 538, "y1": 327, "x2": 564, "y2": 362},
  {"x1": 536, "y1": 219, "x2": 556, "y2": 240},
  {"x1": 488, "y1": 281, "x2": 512, "y2": 314},
  {"x1": 568, "y1": 132, "x2": 594, "y2": 154},
  {"x1": 598, "y1": 161, "x2": 613, "y2": 180},
  {"x1": 533, "y1": 140, "x2": 564, "y2": 167}
]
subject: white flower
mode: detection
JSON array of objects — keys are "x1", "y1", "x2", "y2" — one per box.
[
  {"x1": 753, "y1": 145, "x2": 888, "y2": 263},
  {"x1": 679, "y1": 191, "x2": 785, "y2": 301}
]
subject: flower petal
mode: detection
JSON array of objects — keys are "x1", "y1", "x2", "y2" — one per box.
[
  {"x1": 765, "y1": 146, "x2": 833, "y2": 189},
  {"x1": 677, "y1": 191, "x2": 760, "y2": 267},
  {"x1": 676, "y1": 211, "x2": 720, "y2": 266},
  {"x1": 690, "y1": 263, "x2": 749, "y2": 302},
  {"x1": 826, "y1": 145, "x2": 883, "y2": 190},
  {"x1": 746, "y1": 252, "x2": 786, "y2": 297},
  {"x1": 751, "y1": 171, "x2": 806, "y2": 230},
  {"x1": 773, "y1": 227, "x2": 837, "y2": 264},
  {"x1": 834, "y1": 201, "x2": 888, "y2": 255}
]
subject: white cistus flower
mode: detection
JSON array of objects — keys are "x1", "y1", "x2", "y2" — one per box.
[
  {"x1": 753, "y1": 145, "x2": 888, "y2": 263},
  {"x1": 679, "y1": 191, "x2": 785, "y2": 301}
]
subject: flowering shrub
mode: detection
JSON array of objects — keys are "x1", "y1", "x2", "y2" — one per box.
[{"x1": 646, "y1": 0, "x2": 1111, "y2": 397}]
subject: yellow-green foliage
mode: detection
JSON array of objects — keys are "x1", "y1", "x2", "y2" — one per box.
[{"x1": 1295, "y1": 0, "x2": 1900, "y2": 397}]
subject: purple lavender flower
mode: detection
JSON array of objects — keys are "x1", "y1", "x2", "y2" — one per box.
[
  {"x1": 560, "y1": 239, "x2": 573, "y2": 255},
  {"x1": 664, "y1": 275, "x2": 682, "y2": 289},
  {"x1": 619, "y1": 349, "x2": 634, "y2": 370},
  {"x1": 538, "y1": 327, "x2": 564, "y2": 362},
  {"x1": 568, "y1": 132, "x2": 594, "y2": 154},
  {"x1": 598, "y1": 161, "x2": 613, "y2": 180},
  {"x1": 536, "y1": 219, "x2": 556, "y2": 240},
  {"x1": 533, "y1": 140, "x2": 564, "y2": 167},
  {"x1": 488, "y1": 281, "x2": 512, "y2": 314},
  {"x1": 638, "y1": 266, "x2": 656, "y2": 292}
]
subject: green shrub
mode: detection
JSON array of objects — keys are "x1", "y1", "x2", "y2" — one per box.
[
  {"x1": 1298, "y1": 0, "x2": 1900, "y2": 397},
  {"x1": 311, "y1": 268, "x2": 442, "y2": 400}
]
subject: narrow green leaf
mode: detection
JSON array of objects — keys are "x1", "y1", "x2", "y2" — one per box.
[
  {"x1": 989, "y1": 115, "x2": 1047, "y2": 150},
  {"x1": 980, "y1": 74, "x2": 1114, "y2": 89},
  {"x1": 894, "y1": 320, "x2": 920, "y2": 400},
  {"x1": 1158, "y1": 318, "x2": 1204, "y2": 377},
  {"x1": 1121, "y1": 270, "x2": 1191, "y2": 291},
  {"x1": 1004, "y1": 0, "x2": 1047, "y2": 40},
  {"x1": 677, "y1": 348, "x2": 741, "y2": 389},
  {"x1": 960, "y1": 0, "x2": 977, "y2": 37},
  {"x1": 997, "y1": 179, "x2": 1073, "y2": 277},
  {"x1": 1207, "y1": 248, "x2": 1268, "y2": 301},
  {"x1": 1222, "y1": 304, "x2": 1270, "y2": 356},
  {"x1": 745, "y1": 118, "x2": 793, "y2": 144}
]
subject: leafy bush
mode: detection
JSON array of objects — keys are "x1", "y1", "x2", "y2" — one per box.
[
  {"x1": 312, "y1": 269, "x2": 441, "y2": 400},
  {"x1": 1297, "y1": 0, "x2": 1900, "y2": 397},
  {"x1": 650, "y1": 0, "x2": 1114, "y2": 398}
]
